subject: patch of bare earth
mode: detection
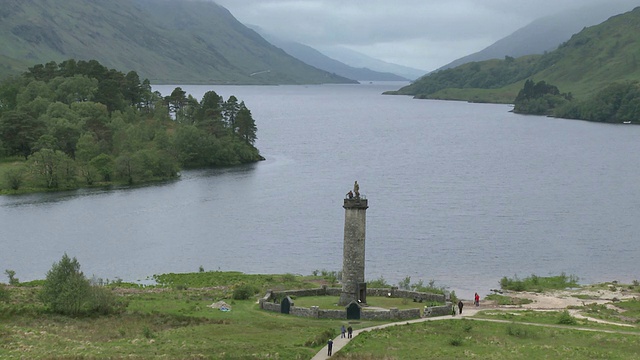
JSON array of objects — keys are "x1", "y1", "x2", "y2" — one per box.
[{"x1": 487, "y1": 287, "x2": 640, "y2": 327}]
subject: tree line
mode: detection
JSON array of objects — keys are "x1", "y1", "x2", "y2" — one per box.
[
  {"x1": 513, "y1": 78, "x2": 640, "y2": 123},
  {"x1": 0, "y1": 59, "x2": 262, "y2": 191}
]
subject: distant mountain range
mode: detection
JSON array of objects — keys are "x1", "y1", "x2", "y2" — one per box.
[
  {"x1": 438, "y1": 1, "x2": 639, "y2": 71},
  {"x1": 0, "y1": 0, "x2": 356, "y2": 84},
  {"x1": 389, "y1": 6, "x2": 640, "y2": 103},
  {"x1": 316, "y1": 46, "x2": 427, "y2": 81},
  {"x1": 253, "y1": 28, "x2": 410, "y2": 82}
]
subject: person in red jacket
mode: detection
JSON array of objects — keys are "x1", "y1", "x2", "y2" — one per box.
[{"x1": 475, "y1": 293, "x2": 480, "y2": 307}]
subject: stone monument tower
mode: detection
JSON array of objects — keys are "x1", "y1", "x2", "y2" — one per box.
[{"x1": 339, "y1": 181, "x2": 369, "y2": 306}]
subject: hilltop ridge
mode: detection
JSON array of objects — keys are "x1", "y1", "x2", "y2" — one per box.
[{"x1": 0, "y1": 0, "x2": 356, "y2": 85}]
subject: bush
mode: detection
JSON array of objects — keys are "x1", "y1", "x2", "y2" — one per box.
[
  {"x1": 5, "y1": 269, "x2": 19, "y2": 285},
  {"x1": 40, "y1": 253, "x2": 122, "y2": 316},
  {"x1": 304, "y1": 328, "x2": 336, "y2": 347},
  {"x1": 500, "y1": 273, "x2": 578, "y2": 292},
  {"x1": 507, "y1": 325, "x2": 536, "y2": 338},
  {"x1": 0, "y1": 284, "x2": 9, "y2": 303},
  {"x1": 558, "y1": 310, "x2": 577, "y2": 325},
  {"x1": 232, "y1": 284, "x2": 258, "y2": 300},
  {"x1": 89, "y1": 286, "x2": 126, "y2": 315},
  {"x1": 3, "y1": 166, "x2": 25, "y2": 190},
  {"x1": 40, "y1": 254, "x2": 92, "y2": 316},
  {"x1": 281, "y1": 273, "x2": 296, "y2": 282},
  {"x1": 367, "y1": 276, "x2": 390, "y2": 288}
]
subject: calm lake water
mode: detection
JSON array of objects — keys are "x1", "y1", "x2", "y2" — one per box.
[{"x1": 2, "y1": 82, "x2": 639, "y2": 299}]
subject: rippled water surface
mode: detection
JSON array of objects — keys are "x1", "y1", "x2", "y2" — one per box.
[{"x1": 2, "y1": 82, "x2": 639, "y2": 298}]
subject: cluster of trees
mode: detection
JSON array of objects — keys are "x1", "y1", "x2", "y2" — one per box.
[
  {"x1": 513, "y1": 79, "x2": 572, "y2": 115},
  {"x1": 513, "y1": 79, "x2": 640, "y2": 123},
  {"x1": 554, "y1": 81, "x2": 640, "y2": 123},
  {"x1": 0, "y1": 59, "x2": 262, "y2": 191}
]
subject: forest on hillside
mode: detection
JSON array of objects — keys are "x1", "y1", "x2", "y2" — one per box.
[{"x1": 0, "y1": 60, "x2": 262, "y2": 193}]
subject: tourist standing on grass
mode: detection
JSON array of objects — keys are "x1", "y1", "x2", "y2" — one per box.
[
  {"x1": 458, "y1": 300, "x2": 464, "y2": 314},
  {"x1": 341, "y1": 325, "x2": 346, "y2": 338},
  {"x1": 475, "y1": 293, "x2": 480, "y2": 306},
  {"x1": 327, "y1": 339, "x2": 333, "y2": 356},
  {"x1": 347, "y1": 325, "x2": 353, "y2": 338}
]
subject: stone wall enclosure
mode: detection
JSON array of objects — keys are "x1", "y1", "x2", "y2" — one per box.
[{"x1": 260, "y1": 286, "x2": 451, "y2": 320}]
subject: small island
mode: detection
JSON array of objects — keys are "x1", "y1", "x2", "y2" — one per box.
[{"x1": 0, "y1": 59, "x2": 263, "y2": 194}]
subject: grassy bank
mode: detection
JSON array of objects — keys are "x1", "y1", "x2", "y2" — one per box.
[
  {"x1": 1, "y1": 272, "x2": 639, "y2": 358},
  {"x1": 333, "y1": 317, "x2": 640, "y2": 359},
  {"x1": 0, "y1": 271, "x2": 402, "y2": 359}
]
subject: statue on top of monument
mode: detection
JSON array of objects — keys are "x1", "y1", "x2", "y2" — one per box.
[{"x1": 353, "y1": 181, "x2": 360, "y2": 199}]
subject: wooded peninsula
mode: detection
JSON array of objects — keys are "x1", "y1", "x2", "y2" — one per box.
[{"x1": 0, "y1": 59, "x2": 263, "y2": 194}]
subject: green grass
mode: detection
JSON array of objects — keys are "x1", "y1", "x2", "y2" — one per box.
[
  {"x1": 2, "y1": 272, "x2": 639, "y2": 359},
  {"x1": 0, "y1": 272, "x2": 392, "y2": 359},
  {"x1": 0, "y1": 274, "x2": 354, "y2": 359},
  {"x1": 475, "y1": 309, "x2": 640, "y2": 331},
  {"x1": 333, "y1": 319, "x2": 640, "y2": 359},
  {"x1": 152, "y1": 271, "x2": 328, "y2": 292},
  {"x1": 500, "y1": 273, "x2": 579, "y2": 292},
  {"x1": 575, "y1": 299, "x2": 640, "y2": 325},
  {"x1": 485, "y1": 293, "x2": 533, "y2": 306}
]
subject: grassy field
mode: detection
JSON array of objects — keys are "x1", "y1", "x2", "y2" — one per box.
[
  {"x1": 332, "y1": 317, "x2": 640, "y2": 359},
  {"x1": 1, "y1": 272, "x2": 639, "y2": 359},
  {"x1": 0, "y1": 272, "x2": 401, "y2": 359}
]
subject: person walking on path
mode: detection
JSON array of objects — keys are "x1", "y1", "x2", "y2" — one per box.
[
  {"x1": 475, "y1": 293, "x2": 480, "y2": 307},
  {"x1": 327, "y1": 339, "x2": 333, "y2": 356},
  {"x1": 347, "y1": 325, "x2": 353, "y2": 338},
  {"x1": 458, "y1": 300, "x2": 464, "y2": 315},
  {"x1": 341, "y1": 325, "x2": 346, "y2": 338}
]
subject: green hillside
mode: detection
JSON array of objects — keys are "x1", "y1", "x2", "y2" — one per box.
[
  {"x1": 390, "y1": 7, "x2": 640, "y2": 103},
  {"x1": 0, "y1": 0, "x2": 356, "y2": 85}
]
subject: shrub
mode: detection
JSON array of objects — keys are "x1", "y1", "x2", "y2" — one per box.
[
  {"x1": 40, "y1": 254, "x2": 92, "y2": 316},
  {"x1": 0, "y1": 284, "x2": 9, "y2": 303},
  {"x1": 5, "y1": 269, "x2": 19, "y2": 285},
  {"x1": 232, "y1": 284, "x2": 258, "y2": 300},
  {"x1": 462, "y1": 322, "x2": 473, "y2": 333},
  {"x1": 558, "y1": 310, "x2": 577, "y2": 325},
  {"x1": 3, "y1": 167, "x2": 25, "y2": 190},
  {"x1": 304, "y1": 328, "x2": 336, "y2": 347},
  {"x1": 449, "y1": 337, "x2": 463, "y2": 346},
  {"x1": 40, "y1": 253, "x2": 122, "y2": 316},
  {"x1": 367, "y1": 276, "x2": 390, "y2": 288},
  {"x1": 142, "y1": 326, "x2": 154, "y2": 339},
  {"x1": 281, "y1": 273, "x2": 296, "y2": 282},
  {"x1": 507, "y1": 325, "x2": 535, "y2": 338},
  {"x1": 89, "y1": 286, "x2": 126, "y2": 315}
]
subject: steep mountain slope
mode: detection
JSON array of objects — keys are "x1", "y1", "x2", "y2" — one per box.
[
  {"x1": 0, "y1": 0, "x2": 356, "y2": 84},
  {"x1": 255, "y1": 30, "x2": 408, "y2": 81},
  {"x1": 391, "y1": 7, "x2": 640, "y2": 103},
  {"x1": 438, "y1": 1, "x2": 639, "y2": 71}
]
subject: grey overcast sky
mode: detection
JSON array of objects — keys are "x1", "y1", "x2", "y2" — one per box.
[{"x1": 212, "y1": 0, "x2": 639, "y2": 71}]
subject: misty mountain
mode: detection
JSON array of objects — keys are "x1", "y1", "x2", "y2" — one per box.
[
  {"x1": 0, "y1": 0, "x2": 356, "y2": 85},
  {"x1": 437, "y1": 1, "x2": 639, "y2": 71},
  {"x1": 252, "y1": 28, "x2": 409, "y2": 82},
  {"x1": 391, "y1": 6, "x2": 640, "y2": 104},
  {"x1": 317, "y1": 46, "x2": 427, "y2": 81}
]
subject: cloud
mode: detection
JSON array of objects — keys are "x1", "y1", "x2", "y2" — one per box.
[{"x1": 212, "y1": 0, "x2": 638, "y2": 71}]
